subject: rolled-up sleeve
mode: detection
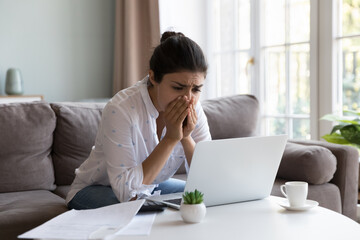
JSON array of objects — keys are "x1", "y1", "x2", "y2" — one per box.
[
  {"x1": 192, "y1": 102, "x2": 212, "y2": 142},
  {"x1": 102, "y1": 104, "x2": 155, "y2": 202}
]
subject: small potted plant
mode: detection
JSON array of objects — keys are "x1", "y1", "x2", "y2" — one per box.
[{"x1": 180, "y1": 189, "x2": 206, "y2": 223}]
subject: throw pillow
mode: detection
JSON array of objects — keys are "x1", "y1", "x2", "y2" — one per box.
[
  {"x1": 278, "y1": 143, "x2": 337, "y2": 185},
  {"x1": 0, "y1": 102, "x2": 56, "y2": 192}
]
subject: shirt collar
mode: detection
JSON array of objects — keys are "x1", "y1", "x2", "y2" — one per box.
[{"x1": 139, "y1": 75, "x2": 159, "y2": 119}]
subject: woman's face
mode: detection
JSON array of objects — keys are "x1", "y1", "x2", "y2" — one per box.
[{"x1": 148, "y1": 71, "x2": 205, "y2": 112}]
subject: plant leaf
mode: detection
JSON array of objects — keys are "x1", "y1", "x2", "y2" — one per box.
[
  {"x1": 183, "y1": 191, "x2": 191, "y2": 204},
  {"x1": 340, "y1": 119, "x2": 360, "y2": 124},
  {"x1": 182, "y1": 194, "x2": 187, "y2": 204},
  {"x1": 321, "y1": 114, "x2": 342, "y2": 122},
  {"x1": 194, "y1": 189, "x2": 199, "y2": 200},
  {"x1": 190, "y1": 192, "x2": 196, "y2": 204},
  {"x1": 197, "y1": 193, "x2": 204, "y2": 204},
  {"x1": 343, "y1": 110, "x2": 360, "y2": 116},
  {"x1": 322, "y1": 133, "x2": 351, "y2": 145},
  {"x1": 330, "y1": 125, "x2": 344, "y2": 134},
  {"x1": 340, "y1": 125, "x2": 360, "y2": 145},
  {"x1": 321, "y1": 114, "x2": 360, "y2": 125}
]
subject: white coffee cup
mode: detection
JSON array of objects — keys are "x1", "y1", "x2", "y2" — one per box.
[{"x1": 280, "y1": 181, "x2": 308, "y2": 207}]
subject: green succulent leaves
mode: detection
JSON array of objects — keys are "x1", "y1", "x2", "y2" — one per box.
[{"x1": 182, "y1": 189, "x2": 204, "y2": 204}]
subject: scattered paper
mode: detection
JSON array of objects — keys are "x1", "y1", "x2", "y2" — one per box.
[
  {"x1": 104, "y1": 212, "x2": 157, "y2": 240},
  {"x1": 115, "y1": 212, "x2": 156, "y2": 236},
  {"x1": 18, "y1": 199, "x2": 145, "y2": 240}
]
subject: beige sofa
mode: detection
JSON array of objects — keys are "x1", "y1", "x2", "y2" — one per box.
[{"x1": 0, "y1": 94, "x2": 358, "y2": 240}]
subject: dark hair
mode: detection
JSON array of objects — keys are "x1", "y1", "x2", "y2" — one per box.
[{"x1": 149, "y1": 31, "x2": 208, "y2": 85}]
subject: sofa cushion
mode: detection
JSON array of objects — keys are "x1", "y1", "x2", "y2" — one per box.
[
  {"x1": 0, "y1": 190, "x2": 68, "y2": 240},
  {"x1": 277, "y1": 143, "x2": 337, "y2": 184},
  {"x1": 202, "y1": 95, "x2": 259, "y2": 139},
  {"x1": 51, "y1": 102, "x2": 105, "y2": 185},
  {"x1": 53, "y1": 185, "x2": 71, "y2": 199},
  {"x1": 0, "y1": 102, "x2": 56, "y2": 192}
]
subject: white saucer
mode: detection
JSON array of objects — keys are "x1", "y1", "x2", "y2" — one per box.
[{"x1": 278, "y1": 199, "x2": 319, "y2": 211}]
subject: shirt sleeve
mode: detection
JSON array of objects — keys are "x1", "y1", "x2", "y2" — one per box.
[
  {"x1": 101, "y1": 103, "x2": 155, "y2": 202},
  {"x1": 192, "y1": 101, "x2": 212, "y2": 142}
]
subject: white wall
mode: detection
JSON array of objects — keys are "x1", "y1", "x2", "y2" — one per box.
[
  {"x1": 159, "y1": 0, "x2": 207, "y2": 51},
  {"x1": 0, "y1": 0, "x2": 115, "y2": 102}
]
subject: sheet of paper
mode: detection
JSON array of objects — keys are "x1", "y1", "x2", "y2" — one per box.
[
  {"x1": 114, "y1": 212, "x2": 156, "y2": 236},
  {"x1": 18, "y1": 199, "x2": 145, "y2": 240}
]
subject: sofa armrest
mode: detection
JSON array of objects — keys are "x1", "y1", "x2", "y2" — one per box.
[{"x1": 289, "y1": 139, "x2": 359, "y2": 220}]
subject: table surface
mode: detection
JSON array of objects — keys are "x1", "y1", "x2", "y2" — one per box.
[{"x1": 110, "y1": 196, "x2": 360, "y2": 240}]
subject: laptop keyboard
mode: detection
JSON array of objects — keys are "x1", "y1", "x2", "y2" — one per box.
[{"x1": 164, "y1": 198, "x2": 182, "y2": 205}]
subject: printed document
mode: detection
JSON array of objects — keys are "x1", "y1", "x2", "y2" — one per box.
[{"x1": 18, "y1": 199, "x2": 149, "y2": 239}]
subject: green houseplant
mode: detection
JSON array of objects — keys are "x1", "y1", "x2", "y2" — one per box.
[
  {"x1": 180, "y1": 189, "x2": 206, "y2": 223},
  {"x1": 321, "y1": 110, "x2": 360, "y2": 152}
]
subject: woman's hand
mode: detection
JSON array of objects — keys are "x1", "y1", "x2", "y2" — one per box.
[
  {"x1": 182, "y1": 98, "x2": 197, "y2": 138},
  {"x1": 143, "y1": 96, "x2": 190, "y2": 185},
  {"x1": 163, "y1": 96, "x2": 189, "y2": 141}
]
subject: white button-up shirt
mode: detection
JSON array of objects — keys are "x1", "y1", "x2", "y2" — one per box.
[{"x1": 66, "y1": 77, "x2": 211, "y2": 204}]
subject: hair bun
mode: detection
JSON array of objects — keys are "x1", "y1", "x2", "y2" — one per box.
[{"x1": 160, "y1": 31, "x2": 185, "y2": 43}]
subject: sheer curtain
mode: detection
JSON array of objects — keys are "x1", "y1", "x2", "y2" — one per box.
[{"x1": 113, "y1": 0, "x2": 160, "y2": 94}]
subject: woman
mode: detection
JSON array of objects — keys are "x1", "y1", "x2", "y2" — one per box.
[{"x1": 66, "y1": 31, "x2": 211, "y2": 210}]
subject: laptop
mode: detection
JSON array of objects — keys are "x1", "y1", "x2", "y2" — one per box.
[{"x1": 146, "y1": 135, "x2": 288, "y2": 209}]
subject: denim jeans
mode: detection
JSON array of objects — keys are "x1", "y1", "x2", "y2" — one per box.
[{"x1": 67, "y1": 178, "x2": 185, "y2": 210}]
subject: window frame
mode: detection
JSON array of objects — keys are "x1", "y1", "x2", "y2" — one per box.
[
  {"x1": 259, "y1": 0, "x2": 313, "y2": 140},
  {"x1": 203, "y1": 0, "x2": 346, "y2": 140},
  {"x1": 317, "y1": 0, "x2": 340, "y2": 139},
  {"x1": 205, "y1": 0, "x2": 256, "y2": 99}
]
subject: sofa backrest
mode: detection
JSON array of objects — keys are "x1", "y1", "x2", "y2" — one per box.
[
  {"x1": 202, "y1": 94, "x2": 259, "y2": 139},
  {"x1": 0, "y1": 102, "x2": 56, "y2": 192},
  {"x1": 50, "y1": 102, "x2": 106, "y2": 185}
]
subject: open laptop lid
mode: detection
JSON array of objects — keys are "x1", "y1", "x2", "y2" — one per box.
[
  {"x1": 147, "y1": 135, "x2": 287, "y2": 209},
  {"x1": 184, "y1": 135, "x2": 287, "y2": 207}
]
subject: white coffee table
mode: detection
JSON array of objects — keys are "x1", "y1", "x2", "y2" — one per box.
[{"x1": 110, "y1": 196, "x2": 360, "y2": 240}]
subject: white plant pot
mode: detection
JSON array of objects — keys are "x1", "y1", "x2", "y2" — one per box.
[{"x1": 180, "y1": 202, "x2": 206, "y2": 223}]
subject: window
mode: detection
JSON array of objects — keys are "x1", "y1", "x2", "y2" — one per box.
[
  {"x1": 261, "y1": 0, "x2": 311, "y2": 139},
  {"x1": 336, "y1": 0, "x2": 360, "y2": 114},
  {"x1": 210, "y1": 0, "x2": 254, "y2": 97},
  {"x1": 209, "y1": 0, "x2": 311, "y2": 139},
  {"x1": 159, "y1": 0, "x2": 359, "y2": 140}
]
